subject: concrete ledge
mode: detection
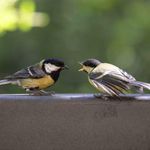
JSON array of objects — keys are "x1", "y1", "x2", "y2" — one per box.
[{"x1": 0, "y1": 94, "x2": 150, "y2": 150}]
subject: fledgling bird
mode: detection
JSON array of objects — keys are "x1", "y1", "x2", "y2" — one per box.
[
  {"x1": 0, "y1": 58, "x2": 68, "y2": 95},
  {"x1": 79, "y1": 58, "x2": 150, "y2": 97}
]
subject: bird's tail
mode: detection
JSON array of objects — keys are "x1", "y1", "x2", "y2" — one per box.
[
  {"x1": 0, "y1": 79, "x2": 11, "y2": 86},
  {"x1": 129, "y1": 81, "x2": 150, "y2": 92}
]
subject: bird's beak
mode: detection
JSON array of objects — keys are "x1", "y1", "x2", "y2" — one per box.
[
  {"x1": 78, "y1": 62, "x2": 83, "y2": 65},
  {"x1": 78, "y1": 62, "x2": 84, "y2": 71},
  {"x1": 78, "y1": 68, "x2": 84, "y2": 72},
  {"x1": 64, "y1": 65, "x2": 69, "y2": 70}
]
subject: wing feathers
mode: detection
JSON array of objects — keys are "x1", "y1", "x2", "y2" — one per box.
[
  {"x1": 5, "y1": 64, "x2": 45, "y2": 80},
  {"x1": 0, "y1": 80, "x2": 11, "y2": 85},
  {"x1": 89, "y1": 68, "x2": 131, "y2": 96}
]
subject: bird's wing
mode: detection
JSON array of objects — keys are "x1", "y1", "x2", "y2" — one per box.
[
  {"x1": 89, "y1": 70, "x2": 131, "y2": 96},
  {"x1": 114, "y1": 68, "x2": 136, "y2": 82},
  {"x1": 92, "y1": 63, "x2": 136, "y2": 82},
  {"x1": 5, "y1": 64, "x2": 45, "y2": 80},
  {"x1": 89, "y1": 78, "x2": 122, "y2": 96}
]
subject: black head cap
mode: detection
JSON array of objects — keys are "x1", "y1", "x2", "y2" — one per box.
[
  {"x1": 81, "y1": 59, "x2": 101, "y2": 68},
  {"x1": 43, "y1": 58, "x2": 65, "y2": 67}
]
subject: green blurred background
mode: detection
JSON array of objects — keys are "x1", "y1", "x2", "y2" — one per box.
[{"x1": 0, "y1": 0, "x2": 150, "y2": 93}]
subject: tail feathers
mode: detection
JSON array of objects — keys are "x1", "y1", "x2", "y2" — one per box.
[
  {"x1": 0, "y1": 79, "x2": 11, "y2": 86},
  {"x1": 130, "y1": 81, "x2": 150, "y2": 91}
]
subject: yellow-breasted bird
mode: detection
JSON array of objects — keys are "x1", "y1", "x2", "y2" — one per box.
[
  {"x1": 0, "y1": 58, "x2": 68, "y2": 95},
  {"x1": 79, "y1": 58, "x2": 150, "y2": 97}
]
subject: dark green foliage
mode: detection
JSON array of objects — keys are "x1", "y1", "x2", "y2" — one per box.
[{"x1": 0, "y1": 0, "x2": 150, "y2": 93}]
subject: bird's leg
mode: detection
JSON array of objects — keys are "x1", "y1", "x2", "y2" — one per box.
[
  {"x1": 94, "y1": 93, "x2": 122, "y2": 100},
  {"x1": 39, "y1": 90, "x2": 55, "y2": 95},
  {"x1": 94, "y1": 93, "x2": 110, "y2": 100},
  {"x1": 26, "y1": 88, "x2": 54, "y2": 96},
  {"x1": 26, "y1": 89, "x2": 41, "y2": 96}
]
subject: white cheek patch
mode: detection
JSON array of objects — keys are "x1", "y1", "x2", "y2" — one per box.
[{"x1": 45, "y1": 64, "x2": 60, "y2": 73}]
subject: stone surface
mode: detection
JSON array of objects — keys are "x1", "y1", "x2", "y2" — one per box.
[{"x1": 0, "y1": 94, "x2": 150, "y2": 150}]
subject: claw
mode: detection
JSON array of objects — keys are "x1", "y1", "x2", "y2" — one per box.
[
  {"x1": 94, "y1": 94, "x2": 110, "y2": 100},
  {"x1": 26, "y1": 89, "x2": 55, "y2": 96}
]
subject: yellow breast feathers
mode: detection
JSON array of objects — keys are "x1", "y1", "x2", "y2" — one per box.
[{"x1": 20, "y1": 75, "x2": 55, "y2": 89}]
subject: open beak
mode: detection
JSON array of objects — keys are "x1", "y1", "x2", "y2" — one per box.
[
  {"x1": 64, "y1": 65, "x2": 69, "y2": 70},
  {"x1": 78, "y1": 62, "x2": 83, "y2": 65},
  {"x1": 78, "y1": 62, "x2": 84, "y2": 71},
  {"x1": 78, "y1": 68, "x2": 84, "y2": 72}
]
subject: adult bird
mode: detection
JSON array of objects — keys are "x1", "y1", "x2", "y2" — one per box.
[{"x1": 0, "y1": 58, "x2": 68, "y2": 95}]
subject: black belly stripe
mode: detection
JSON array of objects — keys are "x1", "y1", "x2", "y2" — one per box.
[{"x1": 50, "y1": 71, "x2": 60, "y2": 82}]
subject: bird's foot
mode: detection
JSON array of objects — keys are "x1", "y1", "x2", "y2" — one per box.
[
  {"x1": 94, "y1": 94, "x2": 110, "y2": 100},
  {"x1": 39, "y1": 90, "x2": 55, "y2": 96},
  {"x1": 28, "y1": 90, "x2": 55, "y2": 96}
]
